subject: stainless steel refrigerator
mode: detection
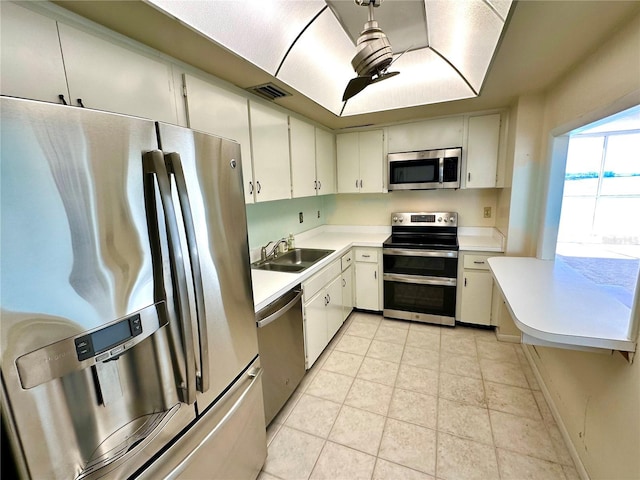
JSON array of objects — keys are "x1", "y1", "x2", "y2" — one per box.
[{"x1": 0, "y1": 96, "x2": 267, "y2": 479}]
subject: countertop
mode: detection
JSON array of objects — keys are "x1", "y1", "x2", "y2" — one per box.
[
  {"x1": 251, "y1": 225, "x2": 505, "y2": 312},
  {"x1": 252, "y1": 226, "x2": 389, "y2": 311},
  {"x1": 488, "y1": 257, "x2": 636, "y2": 352},
  {"x1": 458, "y1": 227, "x2": 505, "y2": 252}
]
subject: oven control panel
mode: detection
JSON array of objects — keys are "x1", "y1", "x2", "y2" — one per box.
[{"x1": 391, "y1": 212, "x2": 457, "y2": 227}]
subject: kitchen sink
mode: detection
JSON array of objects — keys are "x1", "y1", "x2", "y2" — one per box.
[
  {"x1": 252, "y1": 248, "x2": 334, "y2": 273},
  {"x1": 254, "y1": 263, "x2": 306, "y2": 273}
]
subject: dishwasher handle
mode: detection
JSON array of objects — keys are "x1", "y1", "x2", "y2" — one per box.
[{"x1": 256, "y1": 289, "x2": 303, "y2": 328}]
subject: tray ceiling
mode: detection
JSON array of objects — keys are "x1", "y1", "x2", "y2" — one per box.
[{"x1": 146, "y1": 0, "x2": 513, "y2": 117}]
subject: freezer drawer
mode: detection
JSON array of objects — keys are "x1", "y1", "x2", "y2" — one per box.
[{"x1": 137, "y1": 357, "x2": 267, "y2": 480}]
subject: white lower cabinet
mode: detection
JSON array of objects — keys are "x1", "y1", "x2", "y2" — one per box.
[
  {"x1": 302, "y1": 260, "x2": 343, "y2": 369},
  {"x1": 457, "y1": 252, "x2": 501, "y2": 326},
  {"x1": 341, "y1": 251, "x2": 354, "y2": 322},
  {"x1": 354, "y1": 248, "x2": 381, "y2": 311}
]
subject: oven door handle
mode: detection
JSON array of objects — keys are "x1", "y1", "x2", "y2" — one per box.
[
  {"x1": 383, "y1": 273, "x2": 457, "y2": 287},
  {"x1": 383, "y1": 248, "x2": 458, "y2": 258}
]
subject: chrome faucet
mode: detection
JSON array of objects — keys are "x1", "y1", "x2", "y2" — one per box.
[{"x1": 260, "y1": 238, "x2": 288, "y2": 261}]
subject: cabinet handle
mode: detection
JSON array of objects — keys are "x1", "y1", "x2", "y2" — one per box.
[
  {"x1": 318, "y1": 180, "x2": 322, "y2": 190},
  {"x1": 464, "y1": 277, "x2": 467, "y2": 287},
  {"x1": 374, "y1": 271, "x2": 377, "y2": 280},
  {"x1": 314, "y1": 180, "x2": 317, "y2": 190},
  {"x1": 327, "y1": 293, "x2": 331, "y2": 304},
  {"x1": 355, "y1": 179, "x2": 359, "y2": 189},
  {"x1": 342, "y1": 278, "x2": 346, "y2": 287},
  {"x1": 249, "y1": 181, "x2": 253, "y2": 195},
  {"x1": 58, "y1": 94, "x2": 68, "y2": 106},
  {"x1": 360, "y1": 179, "x2": 363, "y2": 188},
  {"x1": 362, "y1": 254, "x2": 371, "y2": 258},
  {"x1": 468, "y1": 172, "x2": 471, "y2": 182},
  {"x1": 76, "y1": 98, "x2": 85, "y2": 108},
  {"x1": 257, "y1": 181, "x2": 261, "y2": 194},
  {"x1": 473, "y1": 261, "x2": 485, "y2": 264}
]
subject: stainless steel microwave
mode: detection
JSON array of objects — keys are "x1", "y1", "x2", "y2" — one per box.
[{"x1": 388, "y1": 147, "x2": 462, "y2": 190}]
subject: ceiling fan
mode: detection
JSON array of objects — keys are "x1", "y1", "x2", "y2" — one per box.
[{"x1": 342, "y1": 0, "x2": 400, "y2": 102}]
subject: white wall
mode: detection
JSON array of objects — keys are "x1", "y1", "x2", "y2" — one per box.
[
  {"x1": 506, "y1": 11, "x2": 640, "y2": 479},
  {"x1": 325, "y1": 189, "x2": 500, "y2": 226}
]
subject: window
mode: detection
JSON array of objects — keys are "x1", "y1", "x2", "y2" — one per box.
[{"x1": 556, "y1": 106, "x2": 640, "y2": 309}]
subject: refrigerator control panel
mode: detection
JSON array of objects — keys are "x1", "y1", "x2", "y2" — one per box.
[
  {"x1": 75, "y1": 314, "x2": 143, "y2": 361},
  {"x1": 16, "y1": 303, "x2": 167, "y2": 389}
]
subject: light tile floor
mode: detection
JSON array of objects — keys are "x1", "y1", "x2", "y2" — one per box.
[{"x1": 259, "y1": 312, "x2": 580, "y2": 480}]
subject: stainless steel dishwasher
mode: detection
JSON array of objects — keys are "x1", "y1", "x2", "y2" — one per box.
[{"x1": 256, "y1": 287, "x2": 305, "y2": 425}]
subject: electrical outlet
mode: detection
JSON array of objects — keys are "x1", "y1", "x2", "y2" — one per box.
[
  {"x1": 299, "y1": 212, "x2": 304, "y2": 223},
  {"x1": 317, "y1": 210, "x2": 320, "y2": 218},
  {"x1": 484, "y1": 207, "x2": 492, "y2": 218}
]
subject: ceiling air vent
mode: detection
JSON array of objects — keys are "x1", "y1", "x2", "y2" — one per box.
[{"x1": 247, "y1": 83, "x2": 291, "y2": 101}]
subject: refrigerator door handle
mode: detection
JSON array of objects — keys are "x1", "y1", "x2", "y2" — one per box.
[
  {"x1": 143, "y1": 150, "x2": 197, "y2": 405},
  {"x1": 164, "y1": 152, "x2": 210, "y2": 395}
]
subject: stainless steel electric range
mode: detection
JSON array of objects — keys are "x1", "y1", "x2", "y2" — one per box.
[{"x1": 382, "y1": 212, "x2": 459, "y2": 326}]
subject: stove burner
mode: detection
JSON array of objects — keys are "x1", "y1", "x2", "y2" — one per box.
[{"x1": 384, "y1": 211, "x2": 459, "y2": 251}]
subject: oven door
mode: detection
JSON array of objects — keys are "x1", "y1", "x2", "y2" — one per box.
[
  {"x1": 383, "y1": 248, "x2": 458, "y2": 278},
  {"x1": 383, "y1": 274, "x2": 456, "y2": 325},
  {"x1": 383, "y1": 247, "x2": 457, "y2": 325}
]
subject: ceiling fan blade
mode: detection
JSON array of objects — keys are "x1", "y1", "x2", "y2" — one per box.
[
  {"x1": 371, "y1": 70, "x2": 400, "y2": 85},
  {"x1": 342, "y1": 75, "x2": 373, "y2": 102}
]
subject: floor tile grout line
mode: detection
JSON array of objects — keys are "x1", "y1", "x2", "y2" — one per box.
[{"x1": 263, "y1": 316, "x2": 578, "y2": 479}]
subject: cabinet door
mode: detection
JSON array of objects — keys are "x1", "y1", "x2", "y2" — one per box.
[
  {"x1": 184, "y1": 74, "x2": 254, "y2": 204},
  {"x1": 249, "y1": 102, "x2": 292, "y2": 202},
  {"x1": 0, "y1": 3, "x2": 69, "y2": 104},
  {"x1": 315, "y1": 128, "x2": 336, "y2": 195},
  {"x1": 358, "y1": 130, "x2": 384, "y2": 193},
  {"x1": 326, "y1": 276, "x2": 344, "y2": 340},
  {"x1": 465, "y1": 114, "x2": 500, "y2": 188},
  {"x1": 303, "y1": 292, "x2": 328, "y2": 369},
  {"x1": 336, "y1": 132, "x2": 360, "y2": 193},
  {"x1": 342, "y1": 265, "x2": 354, "y2": 322},
  {"x1": 355, "y1": 262, "x2": 379, "y2": 311},
  {"x1": 57, "y1": 24, "x2": 178, "y2": 123},
  {"x1": 460, "y1": 270, "x2": 494, "y2": 326},
  {"x1": 387, "y1": 117, "x2": 463, "y2": 152},
  {"x1": 290, "y1": 117, "x2": 317, "y2": 198}
]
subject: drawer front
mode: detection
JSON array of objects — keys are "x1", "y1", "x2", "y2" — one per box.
[
  {"x1": 303, "y1": 259, "x2": 341, "y2": 301},
  {"x1": 463, "y1": 254, "x2": 493, "y2": 270},
  {"x1": 355, "y1": 248, "x2": 378, "y2": 263},
  {"x1": 341, "y1": 250, "x2": 353, "y2": 271}
]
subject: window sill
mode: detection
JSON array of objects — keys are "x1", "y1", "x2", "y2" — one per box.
[{"x1": 488, "y1": 257, "x2": 636, "y2": 353}]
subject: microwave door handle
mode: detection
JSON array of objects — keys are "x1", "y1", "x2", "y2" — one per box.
[
  {"x1": 164, "y1": 152, "x2": 209, "y2": 396},
  {"x1": 143, "y1": 151, "x2": 197, "y2": 405},
  {"x1": 439, "y1": 157, "x2": 444, "y2": 184}
]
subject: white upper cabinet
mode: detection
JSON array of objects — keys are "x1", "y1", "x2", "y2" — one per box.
[
  {"x1": 464, "y1": 113, "x2": 502, "y2": 189},
  {"x1": 315, "y1": 128, "x2": 337, "y2": 196},
  {"x1": 337, "y1": 130, "x2": 384, "y2": 194},
  {"x1": 57, "y1": 24, "x2": 178, "y2": 123},
  {"x1": 249, "y1": 101, "x2": 292, "y2": 202},
  {"x1": 387, "y1": 117, "x2": 464, "y2": 153},
  {"x1": 183, "y1": 74, "x2": 254, "y2": 204},
  {"x1": 0, "y1": 3, "x2": 69, "y2": 104},
  {"x1": 0, "y1": 3, "x2": 178, "y2": 123},
  {"x1": 290, "y1": 120, "x2": 337, "y2": 198},
  {"x1": 289, "y1": 117, "x2": 317, "y2": 198}
]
